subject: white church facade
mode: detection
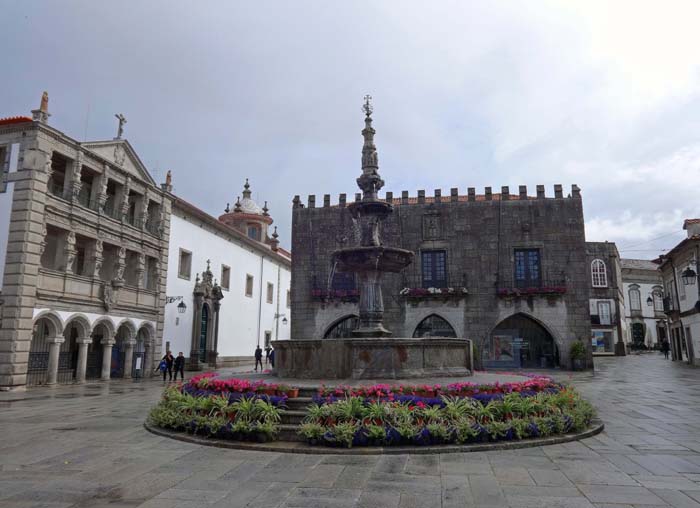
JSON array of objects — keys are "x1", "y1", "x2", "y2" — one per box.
[{"x1": 163, "y1": 185, "x2": 291, "y2": 369}]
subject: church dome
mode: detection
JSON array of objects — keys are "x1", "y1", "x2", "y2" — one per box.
[
  {"x1": 218, "y1": 179, "x2": 273, "y2": 242},
  {"x1": 238, "y1": 181, "x2": 264, "y2": 215}
]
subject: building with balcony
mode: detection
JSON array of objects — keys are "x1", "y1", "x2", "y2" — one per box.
[
  {"x1": 0, "y1": 94, "x2": 171, "y2": 389},
  {"x1": 657, "y1": 219, "x2": 700, "y2": 364},
  {"x1": 620, "y1": 258, "x2": 665, "y2": 350},
  {"x1": 289, "y1": 114, "x2": 592, "y2": 369},
  {"x1": 586, "y1": 242, "x2": 626, "y2": 356}
]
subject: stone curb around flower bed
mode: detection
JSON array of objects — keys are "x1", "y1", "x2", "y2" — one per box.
[{"x1": 143, "y1": 419, "x2": 604, "y2": 455}]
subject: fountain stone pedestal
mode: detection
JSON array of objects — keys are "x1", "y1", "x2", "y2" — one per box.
[{"x1": 273, "y1": 337, "x2": 472, "y2": 380}]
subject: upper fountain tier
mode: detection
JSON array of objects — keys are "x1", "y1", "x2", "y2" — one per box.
[{"x1": 333, "y1": 96, "x2": 413, "y2": 275}]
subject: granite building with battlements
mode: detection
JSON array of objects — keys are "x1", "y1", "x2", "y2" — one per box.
[{"x1": 290, "y1": 183, "x2": 593, "y2": 369}]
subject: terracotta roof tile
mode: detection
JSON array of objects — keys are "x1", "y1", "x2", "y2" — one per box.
[
  {"x1": 684, "y1": 219, "x2": 700, "y2": 228},
  {"x1": 0, "y1": 116, "x2": 32, "y2": 126}
]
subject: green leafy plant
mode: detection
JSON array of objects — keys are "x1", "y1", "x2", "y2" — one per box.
[
  {"x1": 441, "y1": 396, "x2": 476, "y2": 423},
  {"x1": 366, "y1": 424, "x2": 387, "y2": 444},
  {"x1": 330, "y1": 422, "x2": 358, "y2": 448},
  {"x1": 426, "y1": 423, "x2": 449, "y2": 443},
  {"x1": 508, "y1": 418, "x2": 529, "y2": 440},
  {"x1": 364, "y1": 400, "x2": 388, "y2": 425},
  {"x1": 486, "y1": 421, "x2": 509, "y2": 440},
  {"x1": 255, "y1": 399, "x2": 282, "y2": 424},
  {"x1": 298, "y1": 422, "x2": 325, "y2": 441},
  {"x1": 570, "y1": 341, "x2": 587, "y2": 360},
  {"x1": 454, "y1": 421, "x2": 478, "y2": 444}
]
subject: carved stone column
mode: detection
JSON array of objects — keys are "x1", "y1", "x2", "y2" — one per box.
[
  {"x1": 136, "y1": 253, "x2": 145, "y2": 289},
  {"x1": 96, "y1": 165, "x2": 109, "y2": 213},
  {"x1": 120, "y1": 176, "x2": 131, "y2": 222},
  {"x1": 74, "y1": 337, "x2": 92, "y2": 383},
  {"x1": 46, "y1": 336, "x2": 65, "y2": 385},
  {"x1": 70, "y1": 154, "x2": 83, "y2": 203},
  {"x1": 189, "y1": 280, "x2": 204, "y2": 371},
  {"x1": 100, "y1": 337, "x2": 115, "y2": 381},
  {"x1": 114, "y1": 247, "x2": 126, "y2": 283},
  {"x1": 93, "y1": 239, "x2": 103, "y2": 279},
  {"x1": 64, "y1": 231, "x2": 77, "y2": 275},
  {"x1": 139, "y1": 190, "x2": 149, "y2": 229},
  {"x1": 123, "y1": 339, "x2": 136, "y2": 378},
  {"x1": 144, "y1": 341, "x2": 153, "y2": 378}
]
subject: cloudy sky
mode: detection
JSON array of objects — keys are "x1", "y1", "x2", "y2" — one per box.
[{"x1": 2, "y1": 1, "x2": 700, "y2": 257}]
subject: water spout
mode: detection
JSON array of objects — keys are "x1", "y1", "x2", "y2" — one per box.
[{"x1": 327, "y1": 260, "x2": 338, "y2": 293}]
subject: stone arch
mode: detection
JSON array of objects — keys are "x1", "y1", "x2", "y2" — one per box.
[
  {"x1": 323, "y1": 314, "x2": 359, "y2": 339},
  {"x1": 27, "y1": 311, "x2": 64, "y2": 386},
  {"x1": 412, "y1": 314, "x2": 458, "y2": 338},
  {"x1": 114, "y1": 318, "x2": 137, "y2": 342},
  {"x1": 136, "y1": 321, "x2": 156, "y2": 344},
  {"x1": 91, "y1": 317, "x2": 116, "y2": 339},
  {"x1": 486, "y1": 312, "x2": 561, "y2": 369},
  {"x1": 32, "y1": 310, "x2": 64, "y2": 337},
  {"x1": 62, "y1": 313, "x2": 92, "y2": 339}
]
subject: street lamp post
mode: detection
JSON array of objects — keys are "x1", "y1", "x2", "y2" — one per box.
[{"x1": 274, "y1": 313, "x2": 288, "y2": 342}]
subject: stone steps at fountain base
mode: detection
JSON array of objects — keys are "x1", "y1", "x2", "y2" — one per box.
[
  {"x1": 278, "y1": 424, "x2": 304, "y2": 442},
  {"x1": 280, "y1": 410, "x2": 307, "y2": 425}
]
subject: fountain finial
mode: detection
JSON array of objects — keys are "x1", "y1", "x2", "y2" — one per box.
[{"x1": 358, "y1": 95, "x2": 384, "y2": 199}]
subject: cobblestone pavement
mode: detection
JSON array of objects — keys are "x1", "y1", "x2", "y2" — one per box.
[{"x1": 2, "y1": 354, "x2": 700, "y2": 507}]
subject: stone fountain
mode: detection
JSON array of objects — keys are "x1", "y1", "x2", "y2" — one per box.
[{"x1": 273, "y1": 97, "x2": 472, "y2": 379}]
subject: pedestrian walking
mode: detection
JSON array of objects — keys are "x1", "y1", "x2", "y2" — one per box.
[
  {"x1": 161, "y1": 351, "x2": 174, "y2": 381},
  {"x1": 265, "y1": 345, "x2": 272, "y2": 365},
  {"x1": 269, "y1": 348, "x2": 275, "y2": 368},
  {"x1": 662, "y1": 339, "x2": 671, "y2": 360},
  {"x1": 254, "y1": 345, "x2": 263, "y2": 372},
  {"x1": 173, "y1": 352, "x2": 185, "y2": 380}
]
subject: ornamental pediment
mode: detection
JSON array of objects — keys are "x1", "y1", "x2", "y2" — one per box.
[{"x1": 82, "y1": 139, "x2": 156, "y2": 186}]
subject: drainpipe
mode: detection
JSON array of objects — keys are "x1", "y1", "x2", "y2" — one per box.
[
  {"x1": 256, "y1": 255, "x2": 264, "y2": 347},
  {"x1": 275, "y1": 264, "x2": 281, "y2": 340},
  {"x1": 670, "y1": 258, "x2": 685, "y2": 362}
]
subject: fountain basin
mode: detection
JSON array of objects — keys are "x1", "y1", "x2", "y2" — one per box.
[
  {"x1": 333, "y1": 246, "x2": 414, "y2": 273},
  {"x1": 272, "y1": 337, "x2": 472, "y2": 379}
]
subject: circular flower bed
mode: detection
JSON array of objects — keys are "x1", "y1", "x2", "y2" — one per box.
[
  {"x1": 147, "y1": 373, "x2": 596, "y2": 449},
  {"x1": 300, "y1": 378, "x2": 594, "y2": 448}
]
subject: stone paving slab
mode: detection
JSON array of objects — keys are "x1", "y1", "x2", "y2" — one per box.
[{"x1": 4, "y1": 355, "x2": 700, "y2": 507}]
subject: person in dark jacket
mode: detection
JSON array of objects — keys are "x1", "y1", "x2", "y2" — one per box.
[
  {"x1": 254, "y1": 345, "x2": 263, "y2": 372},
  {"x1": 662, "y1": 339, "x2": 671, "y2": 360},
  {"x1": 269, "y1": 348, "x2": 275, "y2": 368},
  {"x1": 161, "y1": 351, "x2": 174, "y2": 381},
  {"x1": 173, "y1": 352, "x2": 185, "y2": 380}
]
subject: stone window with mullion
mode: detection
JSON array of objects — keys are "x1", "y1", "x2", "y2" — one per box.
[
  {"x1": 514, "y1": 248, "x2": 541, "y2": 288},
  {"x1": 421, "y1": 250, "x2": 447, "y2": 288}
]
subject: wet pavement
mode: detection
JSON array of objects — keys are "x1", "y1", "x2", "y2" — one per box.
[{"x1": 2, "y1": 354, "x2": 700, "y2": 507}]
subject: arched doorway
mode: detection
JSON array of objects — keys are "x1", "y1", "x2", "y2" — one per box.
[
  {"x1": 486, "y1": 314, "x2": 559, "y2": 369},
  {"x1": 199, "y1": 304, "x2": 209, "y2": 363},
  {"x1": 324, "y1": 315, "x2": 359, "y2": 339},
  {"x1": 631, "y1": 322, "x2": 646, "y2": 350},
  {"x1": 133, "y1": 327, "x2": 149, "y2": 378},
  {"x1": 413, "y1": 315, "x2": 457, "y2": 338},
  {"x1": 111, "y1": 324, "x2": 128, "y2": 378},
  {"x1": 60, "y1": 319, "x2": 86, "y2": 384},
  {"x1": 27, "y1": 316, "x2": 59, "y2": 386},
  {"x1": 87, "y1": 322, "x2": 110, "y2": 379}
]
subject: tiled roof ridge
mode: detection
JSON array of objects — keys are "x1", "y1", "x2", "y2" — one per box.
[{"x1": 0, "y1": 116, "x2": 33, "y2": 126}]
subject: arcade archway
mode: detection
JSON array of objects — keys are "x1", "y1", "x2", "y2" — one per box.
[{"x1": 485, "y1": 314, "x2": 559, "y2": 369}]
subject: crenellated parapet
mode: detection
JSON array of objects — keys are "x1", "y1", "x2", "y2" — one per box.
[{"x1": 293, "y1": 184, "x2": 582, "y2": 209}]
